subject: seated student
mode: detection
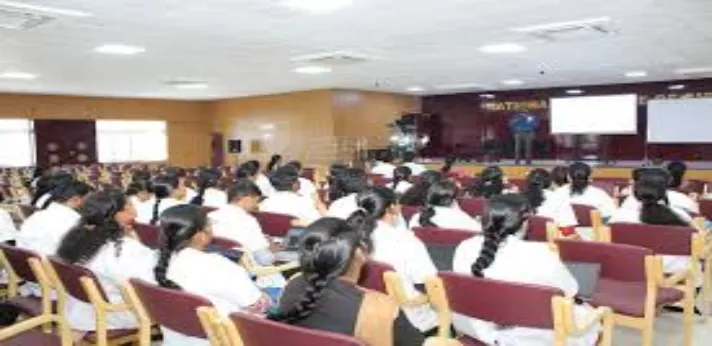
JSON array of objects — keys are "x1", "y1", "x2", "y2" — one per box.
[
  {"x1": 273, "y1": 217, "x2": 426, "y2": 346},
  {"x1": 209, "y1": 180, "x2": 274, "y2": 265},
  {"x1": 260, "y1": 167, "x2": 325, "y2": 226},
  {"x1": 389, "y1": 166, "x2": 414, "y2": 194},
  {"x1": 237, "y1": 160, "x2": 276, "y2": 197},
  {"x1": 665, "y1": 161, "x2": 699, "y2": 215},
  {"x1": 154, "y1": 205, "x2": 270, "y2": 346},
  {"x1": 558, "y1": 162, "x2": 617, "y2": 220},
  {"x1": 266, "y1": 154, "x2": 283, "y2": 173},
  {"x1": 468, "y1": 166, "x2": 505, "y2": 199},
  {"x1": 353, "y1": 187, "x2": 438, "y2": 333},
  {"x1": 452, "y1": 194, "x2": 600, "y2": 346},
  {"x1": 551, "y1": 166, "x2": 569, "y2": 189},
  {"x1": 164, "y1": 167, "x2": 197, "y2": 204},
  {"x1": 31, "y1": 172, "x2": 73, "y2": 209},
  {"x1": 410, "y1": 180, "x2": 482, "y2": 232},
  {"x1": 402, "y1": 152, "x2": 427, "y2": 176},
  {"x1": 135, "y1": 174, "x2": 185, "y2": 225},
  {"x1": 0, "y1": 207, "x2": 18, "y2": 243},
  {"x1": 371, "y1": 152, "x2": 397, "y2": 178},
  {"x1": 125, "y1": 178, "x2": 153, "y2": 208},
  {"x1": 56, "y1": 190, "x2": 157, "y2": 333},
  {"x1": 327, "y1": 168, "x2": 369, "y2": 219},
  {"x1": 400, "y1": 170, "x2": 442, "y2": 207},
  {"x1": 190, "y1": 168, "x2": 227, "y2": 209},
  {"x1": 523, "y1": 169, "x2": 578, "y2": 235},
  {"x1": 285, "y1": 161, "x2": 317, "y2": 199},
  {"x1": 18, "y1": 179, "x2": 91, "y2": 256},
  {"x1": 620, "y1": 166, "x2": 699, "y2": 218},
  {"x1": 324, "y1": 163, "x2": 349, "y2": 203}
]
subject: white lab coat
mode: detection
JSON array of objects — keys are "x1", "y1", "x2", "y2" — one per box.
[
  {"x1": 17, "y1": 203, "x2": 80, "y2": 256},
  {"x1": 134, "y1": 198, "x2": 184, "y2": 225},
  {"x1": 297, "y1": 177, "x2": 317, "y2": 199},
  {"x1": 389, "y1": 181, "x2": 414, "y2": 195},
  {"x1": 557, "y1": 185, "x2": 618, "y2": 219},
  {"x1": 371, "y1": 163, "x2": 397, "y2": 178},
  {"x1": 260, "y1": 191, "x2": 321, "y2": 225},
  {"x1": 404, "y1": 162, "x2": 427, "y2": 176},
  {"x1": 452, "y1": 236, "x2": 600, "y2": 346},
  {"x1": 326, "y1": 194, "x2": 359, "y2": 220},
  {"x1": 255, "y1": 174, "x2": 276, "y2": 197},
  {"x1": 536, "y1": 190, "x2": 578, "y2": 228},
  {"x1": 162, "y1": 248, "x2": 263, "y2": 346},
  {"x1": 64, "y1": 237, "x2": 157, "y2": 331},
  {"x1": 201, "y1": 188, "x2": 228, "y2": 209},
  {"x1": 0, "y1": 209, "x2": 18, "y2": 242},
  {"x1": 410, "y1": 206, "x2": 482, "y2": 232},
  {"x1": 371, "y1": 221, "x2": 438, "y2": 332},
  {"x1": 208, "y1": 205, "x2": 270, "y2": 252},
  {"x1": 620, "y1": 191, "x2": 699, "y2": 216},
  {"x1": 180, "y1": 188, "x2": 198, "y2": 204}
]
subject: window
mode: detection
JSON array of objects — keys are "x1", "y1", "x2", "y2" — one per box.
[
  {"x1": 97, "y1": 120, "x2": 167, "y2": 162},
  {"x1": 0, "y1": 119, "x2": 35, "y2": 167}
]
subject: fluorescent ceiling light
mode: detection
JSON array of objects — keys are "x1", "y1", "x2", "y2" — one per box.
[
  {"x1": 173, "y1": 82, "x2": 208, "y2": 90},
  {"x1": 260, "y1": 123, "x2": 276, "y2": 131},
  {"x1": 566, "y1": 89, "x2": 584, "y2": 95},
  {"x1": 435, "y1": 83, "x2": 483, "y2": 90},
  {"x1": 281, "y1": 0, "x2": 353, "y2": 13},
  {"x1": 512, "y1": 16, "x2": 611, "y2": 33},
  {"x1": 624, "y1": 71, "x2": 647, "y2": 78},
  {"x1": 675, "y1": 67, "x2": 712, "y2": 75},
  {"x1": 479, "y1": 94, "x2": 496, "y2": 99},
  {"x1": 293, "y1": 65, "x2": 332, "y2": 74},
  {"x1": 406, "y1": 86, "x2": 425, "y2": 92},
  {"x1": 0, "y1": 71, "x2": 39, "y2": 80},
  {"x1": 668, "y1": 84, "x2": 686, "y2": 90},
  {"x1": 0, "y1": 0, "x2": 91, "y2": 17},
  {"x1": 478, "y1": 43, "x2": 527, "y2": 54},
  {"x1": 502, "y1": 79, "x2": 524, "y2": 86},
  {"x1": 94, "y1": 44, "x2": 145, "y2": 55}
]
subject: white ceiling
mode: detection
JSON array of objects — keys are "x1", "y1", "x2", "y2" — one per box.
[{"x1": 0, "y1": 0, "x2": 712, "y2": 100}]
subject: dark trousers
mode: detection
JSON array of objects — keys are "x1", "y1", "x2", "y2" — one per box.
[{"x1": 514, "y1": 132, "x2": 535, "y2": 163}]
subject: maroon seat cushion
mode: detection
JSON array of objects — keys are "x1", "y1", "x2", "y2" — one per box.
[
  {"x1": 589, "y1": 278, "x2": 684, "y2": 317},
  {"x1": 83, "y1": 328, "x2": 138, "y2": 343},
  {"x1": 358, "y1": 261, "x2": 394, "y2": 294},
  {"x1": 6, "y1": 296, "x2": 43, "y2": 317},
  {"x1": 1, "y1": 331, "x2": 62, "y2": 346},
  {"x1": 458, "y1": 335, "x2": 487, "y2": 346}
]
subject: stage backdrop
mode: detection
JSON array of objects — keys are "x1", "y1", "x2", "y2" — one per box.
[
  {"x1": 421, "y1": 78, "x2": 712, "y2": 161},
  {"x1": 34, "y1": 120, "x2": 97, "y2": 167}
]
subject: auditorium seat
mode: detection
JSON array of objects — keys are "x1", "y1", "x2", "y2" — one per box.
[
  {"x1": 254, "y1": 211, "x2": 295, "y2": 238},
  {"x1": 413, "y1": 226, "x2": 476, "y2": 271},
  {"x1": 401, "y1": 205, "x2": 420, "y2": 223},
  {"x1": 699, "y1": 199, "x2": 712, "y2": 221},
  {"x1": 0, "y1": 310, "x2": 73, "y2": 346},
  {"x1": 134, "y1": 223, "x2": 161, "y2": 249},
  {"x1": 359, "y1": 260, "x2": 394, "y2": 294},
  {"x1": 456, "y1": 197, "x2": 486, "y2": 218},
  {"x1": 524, "y1": 215, "x2": 556, "y2": 244},
  {"x1": 0, "y1": 245, "x2": 51, "y2": 319}
]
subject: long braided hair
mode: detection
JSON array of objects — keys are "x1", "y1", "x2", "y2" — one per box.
[
  {"x1": 471, "y1": 194, "x2": 531, "y2": 277},
  {"x1": 635, "y1": 168, "x2": 688, "y2": 226},
  {"x1": 154, "y1": 205, "x2": 209, "y2": 289},
  {"x1": 569, "y1": 162, "x2": 592, "y2": 196},
  {"x1": 523, "y1": 168, "x2": 551, "y2": 210},
  {"x1": 150, "y1": 174, "x2": 179, "y2": 225},
  {"x1": 469, "y1": 166, "x2": 504, "y2": 199},
  {"x1": 190, "y1": 168, "x2": 221, "y2": 206},
  {"x1": 419, "y1": 180, "x2": 458, "y2": 227},
  {"x1": 391, "y1": 166, "x2": 412, "y2": 192}
]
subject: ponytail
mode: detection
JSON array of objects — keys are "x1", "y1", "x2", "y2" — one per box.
[
  {"x1": 419, "y1": 206, "x2": 437, "y2": 227},
  {"x1": 569, "y1": 162, "x2": 591, "y2": 196},
  {"x1": 391, "y1": 166, "x2": 412, "y2": 192},
  {"x1": 154, "y1": 247, "x2": 180, "y2": 289},
  {"x1": 471, "y1": 217, "x2": 506, "y2": 277},
  {"x1": 150, "y1": 199, "x2": 162, "y2": 225},
  {"x1": 634, "y1": 168, "x2": 688, "y2": 226},
  {"x1": 153, "y1": 205, "x2": 208, "y2": 289},
  {"x1": 190, "y1": 185, "x2": 207, "y2": 206},
  {"x1": 640, "y1": 199, "x2": 688, "y2": 226},
  {"x1": 524, "y1": 169, "x2": 550, "y2": 210}
]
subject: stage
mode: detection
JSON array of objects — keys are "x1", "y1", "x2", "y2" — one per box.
[{"x1": 422, "y1": 159, "x2": 712, "y2": 181}]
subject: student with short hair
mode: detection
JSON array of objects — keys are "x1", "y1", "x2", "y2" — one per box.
[
  {"x1": 452, "y1": 194, "x2": 600, "y2": 346},
  {"x1": 56, "y1": 190, "x2": 156, "y2": 333},
  {"x1": 135, "y1": 174, "x2": 185, "y2": 225},
  {"x1": 164, "y1": 167, "x2": 197, "y2": 203},
  {"x1": 273, "y1": 217, "x2": 425, "y2": 346},
  {"x1": 237, "y1": 160, "x2": 276, "y2": 197},
  {"x1": 371, "y1": 151, "x2": 397, "y2": 178},
  {"x1": 558, "y1": 162, "x2": 617, "y2": 219},
  {"x1": 285, "y1": 160, "x2": 317, "y2": 199},
  {"x1": 410, "y1": 180, "x2": 481, "y2": 232},
  {"x1": 400, "y1": 170, "x2": 442, "y2": 207},
  {"x1": 154, "y1": 205, "x2": 269, "y2": 346},
  {"x1": 326, "y1": 168, "x2": 370, "y2": 219},
  {"x1": 402, "y1": 152, "x2": 427, "y2": 176},
  {"x1": 665, "y1": 161, "x2": 699, "y2": 215},
  {"x1": 551, "y1": 166, "x2": 569, "y2": 189},
  {"x1": 190, "y1": 168, "x2": 227, "y2": 209},
  {"x1": 523, "y1": 169, "x2": 577, "y2": 234},
  {"x1": 468, "y1": 166, "x2": 505, "y2": 199},
  {"x1": 260, "y1": 167, "x2": 325, "y2": 226},
  {"x1": 125, "y1": 178, "x2": 153, "y2": 207},
  {"x1": 389, "y1": 166, "x2": 414, "y2": 194}
]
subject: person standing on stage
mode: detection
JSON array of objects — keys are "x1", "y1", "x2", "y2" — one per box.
[{"x1": 509, "y1": 111, "x2": 539, "y2": 165}]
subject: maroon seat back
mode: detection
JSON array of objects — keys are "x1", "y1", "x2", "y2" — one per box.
[
  {"x1": 211, "y1": 236, "x2": 241, "y2": 250},
  {"x1": 130, "y1": 278, "x2": 212, "y2": 338},
  {"x1": 254, "y1": 212, "x2": 294, "y2": 237},
  {"x1": 48, "y1": 256, "x2": 107, "y2": 303},
  {"x1": 440, "y1": 272, "x2": 560, "y2": 329},
  {"x1": 556, "y1": 240, "x2": 652, "y2": 282},
  {"x1": 401, "y1": 205, "x2": 420, "y2": 223},
  {"x1": 571, "y1": 204, "x2": 596, "y2": 227},
  {"x1": 0, "y1": 244, "x2": 41, "y2": 283},
  {"x1": 301, "y1": 168, "x2": 315, "y2": 182},
  {"x1": 17, "y1": 204, "x2": 37, "y2": 219},
  {"x1": 200, "y1": 206, "x2": 217, "y2": 214},
  {"x1": 457, "y1": 197, "x2": 486, "y2": 217},
  {"x1": 609, "y1": 223, "x2": 694, "y2": 257},
  {"x1": 525, "y1": 215, "x2": 552, "y2": 242},
  {"x1": 134, "y1": 223, "x2": 161, "y2": 249},
  {"x1": 370, "y1": 176, "x2": 392, "y2": 187},
  {"x1": 358, "y1": 260, "x2": 394, "y2": 294},
  {"x1": 507, "y1": 179, "x2": 526, "y2": 191},
  {"x1": 413, "y1": 227, "x2": 475, "y2": 245},
  {"x1": 699, "y1": 199, "x2": 712, "y2": 221},
  {"x1": 230, "y1": 312, "x2": 365, "y2": 346}
]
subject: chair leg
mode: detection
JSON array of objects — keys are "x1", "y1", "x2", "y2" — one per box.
[
  {"x1": 641, "y1": 324, "x2": 654, "y2": 346},
  {"x1": 682, "y1": 279, "x2": 695, "y2": 346}
]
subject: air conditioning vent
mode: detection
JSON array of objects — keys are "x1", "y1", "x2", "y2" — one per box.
[
  {"x1": 0, "y1": 8, "x2": 54, "y2": 30},
  {"x1": 290, "y1": 51, "x2": 371, "y2": 67},
  {"x1": 513, "y1": 17, "x2": 616, "y2": 42}
]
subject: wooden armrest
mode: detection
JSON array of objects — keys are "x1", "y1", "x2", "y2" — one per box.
[
  {"x1": 249, "y1": 261, "x2": 300, "y2": 277},
  {"x1": 555, "y1": 296, "x2": 612, "y2": 338},
  {"x1": 384, "y1": 272, "x2": 432, "y2": 308},
  {"x1": 104, "y1": 302, "x2": 131, "y2": 312},
  {"x1": 0, "y1": 314, "x2": 54, "y2": 339},
  {"x1": 571, "y1": 307, "x2": 611, "y2": 335},
  {"x1": 660, "y1": 270, "x2": 692, "y2": 288},
  {"x1": 423, "y1": 337, "x2": 464, "y2": 346},
  {"x1": 401, "y1": 294, "x2": 430, "y2": 308}
]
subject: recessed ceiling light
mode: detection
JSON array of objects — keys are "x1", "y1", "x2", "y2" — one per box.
[
  {"x1": 281, "y1": 0, "x2": 353, "y2": 13},
  {"x1": 94, "y1": 44, "x2": 145, "y2": 55},
  {"x1": 0, "y1": 1, "x2": 91, "y2": 17},
  {"x1": 434, "y1": 83, "x2": 483, "y2": 90},
  {"x1": 478, "y1": 43, "x2": 527, "y2": 54},
  {"x1": 174, "y1": 82, "x2": 208, "y2": 90},
  {"x1": 624, "y1": 71, "x2": 647, "y2": 78},
  {"x1": 479, "y1": 94, "x2": 496, "y2": 99},
  {"x1": 512, "y1": 17, "x2": 611, "y2": 33},
  {"x1": 0, "y1": 71, "x2": 39, "y2": 80},
  {"x1": 675, "y1": 67, "x2": 712, "y2": 75},
  {"x1": 668, "y1": 84, "x2": 686, "y2": 90},
  {"x1": 502, "y1": 79, "x2": 524, "y2": 86},
  {"x1": 260, "y1": 123, "x2": 276, "y2": 131},
  {"x1": 293, "y1": 65, "x2": 332, "y2": 74},
  {"x1": 566, "y1": 89, "x2": 584, "y2": 95},
  {"x1": 406, "y1": 86, "x2": 425, "y2": 92}
]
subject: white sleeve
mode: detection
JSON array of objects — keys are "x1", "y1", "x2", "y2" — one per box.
[
  {"x1": 297, "y1": 197, "x2": 322, "y2": 223},
  {"x1": 595, "y1": 189, "x2": 618, "y2": 219},
  {"x1": 0, "y1": 209, "x2": 18, "y2": 242},
  {"x1": 212, "y1": 257, "x2": 263, "y2": 308},
  {"x1": 111, "y1": 241, "x2": 158, "y2": 284},
  {"x1": 536, "y1": 246, "x2": 579, "y2": 297},
  {"x1": 404, "y1": 237, "x2": 437, "y2": 284},
  {"x1": 452, "y1": 239, "x2": 478, "y2": 274},
  {"x1": 557, "y1": 203, "x2": 578, "y2": 227}
]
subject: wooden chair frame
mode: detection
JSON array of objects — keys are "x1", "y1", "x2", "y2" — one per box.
[
  {"x1": 382, "y1": 271, "x2": 430, "y2": 308},
  {"x1": 0, "y1": 311, "x2": 73, "y2": 345},
  {"x1": 42, "y1": 260, "x2": 140, "y2": 346},
  {"x1": 196, "y1": 306, "x2": 232, "y2": 346},
  {"x1": 239, "y1": 251, "x2": 299, "y2": 277},
  {"x1": 0, "y1": 249, "x2": 53, "y2": 332},
  {"x1": 118, "y1": 282, "x2": 154, "y2": 346},
  {"x1": 424, "y1": 276, "x2": 613, "y2": 346}
]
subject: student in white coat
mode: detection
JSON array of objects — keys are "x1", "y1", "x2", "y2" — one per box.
[
  {"x1": 352, "y1": 187, "x2": 439, "y2": 333},
  {"x1": 125, "y1": 178, "x2": 153, "y2": 209},
  {"x1": 468, "y1": 166, "x2": 506, "y2": 199},
  {"x1": 189, "y1": 168, "x2": 227, "y2": 209},
  {"x1": 388, "y1": 166, "x2": 414, "y2": 194},
  {"x1": 559, "y1": 162, "x2": 617, "y2": 220},
  {"x1": 260, "y1": 167, "x2": 325, "y2": 226},
  {"x1": 285, "y1": 161, "x2": 317, "y2": 199},
  {"x1": 55, "y1": 190, "x2": 157, "y2": 333},
  {"x1": 551, "y1": 166, "x2": 570, "y2": 190},
  {"x1": 523, "y1": 169, "x2": 578, "y2": 235},
  {"x1": 370, "y1": 152, "x2": 397, "y2": 178},
  {"x1": 237, "y1": 160, "x2": 276, "y2": 197},
  {"x1": 165, "y1": 167, "x2": 197, "y2": 204},
  {"x1": 402, "y1": 152, "x2": 427, "y2": 176},
  {"x1": 18, "y1": 180, "x2": 91, "y2": 256},
  {"x1": 0, "y1": 208, "x2": 18, "y2": 243},
  {"x1": 30, "y1": 172, "x2": 73, "y2": 210},
  {"x1": 665, "y1": 161, "x2": 699, "y2": 215},
  {"x1": 135, "y1": 174, "x2": 185, "y2": 225},
  {"x1": 410, "y1": 180, "x2": 482, "y2": 232},
  {"x1": 452, "y1": 194, "x2": 600, "y2": 346},
  {"x1": 326, "y1": 168, "x2": 370, "y2": 219},
  {"x1": 154, "y1": 205, "x2": 270, "y2": 346}
]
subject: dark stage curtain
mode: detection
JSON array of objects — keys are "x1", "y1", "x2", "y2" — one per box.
[{"x1": 34, "y1": 120, "x2": 97, "y2": 168}]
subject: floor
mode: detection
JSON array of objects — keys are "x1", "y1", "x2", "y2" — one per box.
[{"x1": 613, "y1": 312, "x2": 712, "y2": 345}]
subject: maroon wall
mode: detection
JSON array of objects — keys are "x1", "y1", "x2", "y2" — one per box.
[
  {"x1": 422, "y1": 78, "x2": 712, "y2": 161},
  {"x1": 34, "y1": 120, "x2": 97, "y2": 168}
]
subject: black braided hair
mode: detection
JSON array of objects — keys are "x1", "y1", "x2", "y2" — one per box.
[
  {"x1": 154, "y1": 204, "x2": 209, "y2": 289},
  {"x1": 190, "y1": 168, "x2": 221, "y2": 206},
  {"x1": 471, "y1": 194, "x2": 530, "y2": 277},
  {"x1": 150, "y1": 174, "x2": 179, "y2": 225},
  {"x1": 419, "y1": 180, "x2": 458, "y2": 227},
  {"x1": 470, "y1": 166, "x2": 504, "y2": 199},
  {"x1": 635, "y1": 168, "x2": 689, "y2": 226},
  {"x1": 399, "y1": 170, "x2": 442, "y2": 207},
  {"x1": 267, "y1": 154, "x2": 283, "y2": 172},
  {"x1": 551, "y1": 166, "x2": 569, "y2": 188},
  {"x1": 569, "y1": 162, "x2": 592, "y2": 196},
  {"x1": 45, "y1": 179, "x2": 92, "y2": 209},
  {"x1": 391, "y1": 166, "x2": 412, "y2": 192},
  {"x1": 524, "y1": 168, "x2": 551, "y2": 210}
]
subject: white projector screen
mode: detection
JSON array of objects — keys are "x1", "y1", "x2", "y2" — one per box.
[
  {"x1": 648, "y1": 98, "x2": 712, "y2": 143},
  {"x1": 550, "y1": 94, "x2": 638, "y2": 134}
]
